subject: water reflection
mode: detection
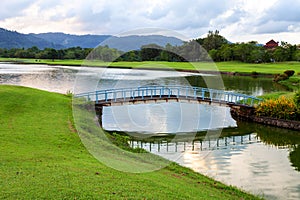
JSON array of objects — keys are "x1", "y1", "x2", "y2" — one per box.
[
  {"x1": 102, "y1": 103, "x2": 236, "y2": 133},
  {"x1": 126, "y1": 122, "x2": 300, "y2": 200},
  {"x1": 186, "y1": 75, "x2": 289, "y2": 96},
  {"x1": 0, "y1": 64, "x2": 78, "y2": 93},
  {"x1": 290, "y1": 146, "x2": 300, "y2": 172}
]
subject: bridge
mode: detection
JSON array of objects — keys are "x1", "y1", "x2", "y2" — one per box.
[{"x1": 75, "y1": 85, "x2": 262, "y2": 107}]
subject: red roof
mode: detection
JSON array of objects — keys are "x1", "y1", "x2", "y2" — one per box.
[{"x1": 264, "y1": 39, "x2": 278, "y2": 49}]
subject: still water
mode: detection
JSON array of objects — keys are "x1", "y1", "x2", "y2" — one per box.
[{"x1": 0, "y1": 63, "x2": 299, "y2": 200}]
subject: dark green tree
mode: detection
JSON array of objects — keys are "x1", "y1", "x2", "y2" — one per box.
[
  {"x1": 141, "y1": 44, "x2": 162, "y2": 61},
  {"x1": 202, "y1": 30, "x2": 227, "y2": 51}
]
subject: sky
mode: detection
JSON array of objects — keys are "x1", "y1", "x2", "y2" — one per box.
[{"x1": 0, "y1": 0, "x2": 300, "y2": 44}]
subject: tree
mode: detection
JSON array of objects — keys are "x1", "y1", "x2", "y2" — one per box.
[
  {"x1": 219, "y1": 44, "x2": 234, "y2": 61},
  {"x1": 14, "y1": 49, "x2": 29, "y2": 58},
  {"x1": 36, "y1": 48, "x2": 58, "y2": 60},
  {"x1": 293, "y1": 50, "x2": 300, "y2": 61},
  {"x1": 47, "y1": 48, "x2": 58, "y2": 61},
  {"x1": 141, "y1": 44, "x2": 162, "y2": 61},
  {"x1": 208, "y1": 49, "x2": 220, "y2": 61},
  {"x1": 233, "y1": 42, "x2": 258, "y2": 62},
  {"x1": 249, "y1": 48, "x2": 264, "y2": 63},
  {"x1": 272, "y1": 47, "x2": 288, "y2": 62},
  {"x1": 202, "y1": 30, "x2": 228, "y2": 51},
  {"x1": 160, "y1": 50, "x2": 169, "y2": 61}
]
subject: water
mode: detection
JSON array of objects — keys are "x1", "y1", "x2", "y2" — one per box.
[
  {"x1": 0, "y1": 63, "x2": 78, "y2": 93},
  {"x1": 102, "y1": 103, "x2": 236, "y2": 133},
  {"x1": 0, "y1": 62, "x2": 299, "y2": 199},
  {"x1": 0, "y1": 63, "x2": 284, "y2": 95},
  {"x1": 128, "y1": 123, "x2": 300, "y2": 200}
]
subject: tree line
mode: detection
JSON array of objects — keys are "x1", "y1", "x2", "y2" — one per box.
[
  {"x1": 1, "y1": 30, "x2": 300, "y2": 63},
  {"x1": 0, "y1": 45, "x2": 124, "y2": 62}
]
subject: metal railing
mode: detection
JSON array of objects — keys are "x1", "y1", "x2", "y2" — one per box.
[{"x1": 75, "y1": 85, "x2": 262, "y2": 106}]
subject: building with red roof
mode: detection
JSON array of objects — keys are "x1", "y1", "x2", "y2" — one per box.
[{"x1": 264, "y1": 39, "x2": 279, "y2": 49}]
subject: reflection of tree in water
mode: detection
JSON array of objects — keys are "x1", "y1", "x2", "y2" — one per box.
[
  {"x1": 289, "y1": 145, "x2": 300, "y2": 171},
  {"x1": 186, "y1": 74, "x2": 290, "y2": 96},
  {"x1": 236, "y1": 121, "x2": 300, "y2": 172}
]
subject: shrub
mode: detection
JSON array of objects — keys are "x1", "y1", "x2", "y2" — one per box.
[
  {"x1": 294, "y1": 90, "x2": 300, "y2": 108},
  {"x1": 251, "y1": 71, "x2": 259, "y2": 76},
  {"x1": 273, "y1": 73, "x2": 289, "y2": 82},
  {"x1": 256, "y1": 96, "x2": 298, "y2": 120},
  {"x1": 284, "y1": 70, "x2": 295, "y2": 77}
]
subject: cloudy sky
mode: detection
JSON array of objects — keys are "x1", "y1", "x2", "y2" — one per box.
[{"x1": 1, "y1": 0, "x2": 300, "y2": 44}]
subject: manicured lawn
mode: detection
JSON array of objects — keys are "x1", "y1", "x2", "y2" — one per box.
[
  {"x1": 0, "y1": 85, "x2": 260, "y2": 199},
  {"x1": 110, "y1": 61, "x2": 300, "y2": 74},
  {"x1": 1, "y1": 58, "x2": 300, "y2": 74}
]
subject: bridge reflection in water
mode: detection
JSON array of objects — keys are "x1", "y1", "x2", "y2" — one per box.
[{"x1": 129, "y1": 133, "x2": 261, "y2": 153}]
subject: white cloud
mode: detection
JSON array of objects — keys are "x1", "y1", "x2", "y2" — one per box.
[
  {"x1": 0, "y1": 0, "x2": 299, "y2": 44},
  {"x1": 0, "y1": 0, "x2": 34, "y2": 20}
]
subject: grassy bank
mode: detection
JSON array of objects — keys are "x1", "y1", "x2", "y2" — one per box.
[
  {"x1": 0, "y1": 85, "x2": 260, "y2": 199},
  {"x1": 1, "y1": 57, "x2": 300, "y2": 74}
]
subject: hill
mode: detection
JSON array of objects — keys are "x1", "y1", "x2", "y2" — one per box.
[
  {"x1": 29, "y1": 32, "x2": 111, "y2": 49},
  {"x1": 31, "y1": 33, "x2": 183, "y2": 51},
  {"x1": 100, "y1": 35, "x2": 183, "y2": 51},
  {"x1": 0, "y1": 28, "x2": 63, "y2": 49},
  {"x1": 0, "y1": 28, "x2": 183, "y2": 51}
]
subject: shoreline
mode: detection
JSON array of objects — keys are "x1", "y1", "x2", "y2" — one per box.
[
  {"x1": 0, "y1": 59, "x2": 276, "y2": 77},
  {"x1": 230, "y1": 105, "x2": 300, "y2": 131}
]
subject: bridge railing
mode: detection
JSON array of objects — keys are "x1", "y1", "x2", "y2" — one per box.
[{"x1": 75, "y1": 85, "x2": 262, "y2": 106}]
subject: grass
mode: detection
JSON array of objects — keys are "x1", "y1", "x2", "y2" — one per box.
[
  {"x1": 258, "y1": 75, "x2": 300, "y2": 100},
  {"x1": 258, "y1": 91, "x2": 294, "y2": 99},
  {"x1": 279, "y1": 76, "x2": 300, "y2": 91},
  {"x1": 1, "y1": 57, "x2": 300, "y2": 74},
  {"x1": 0, "y1": 85, "x2": 260, "y2": 199},
  {"x1": 0, "y1": 57, "x2": 85, "y2": 66}
]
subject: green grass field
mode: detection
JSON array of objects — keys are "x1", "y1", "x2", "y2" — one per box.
[
  {"x1": 0, "y1": 85, "x2": 260, "y2": 199},
  {"x1": 1, "y1": 57, "x2": 300, "y2": 74}
]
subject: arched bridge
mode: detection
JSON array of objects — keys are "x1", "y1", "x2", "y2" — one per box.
[{"x1": 75, "y1": 85, "x2": 262, "y2": 107}]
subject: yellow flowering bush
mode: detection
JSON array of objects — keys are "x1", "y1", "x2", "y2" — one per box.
[{"x1": 255, "y1": 96, "x2": 299, "y2": 120}]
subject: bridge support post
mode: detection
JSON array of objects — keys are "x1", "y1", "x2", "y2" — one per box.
[
  {"x1": 158, "y1": 141, "x2": 160, "y2": 152},
  {"x1": 105, "y1": 91, "x2": 108, "y2": 102},
  {"x1": 166, "y1": 141, "x2": 169, "y2": 152},
  {"x1": 95, "y1": 105, "x2": 103, "y2": 127},
  {"x1": 96, "y1": 91, "x2": 99, "y2": 103}
]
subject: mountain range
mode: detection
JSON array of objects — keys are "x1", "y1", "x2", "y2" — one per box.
[{"x1": 0, "y1": 28, "x2": 183, "y2": 51}]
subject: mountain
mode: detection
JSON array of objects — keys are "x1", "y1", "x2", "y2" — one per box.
[
  {"x1": 101, "y1": 35, "x2": 183, "y2": 51},
  {"x1": 0, "y1": 28, "x2": 183, "y2": 51},
  {"x1": 0, "y1": 28, "x2": 63, "y2": 49},
  {"x1": 29, "y1": 32, "x2": 111, "y2": 49},
  {"x1": 31, "y1": 33, "x2": 183, "y2": 51}
]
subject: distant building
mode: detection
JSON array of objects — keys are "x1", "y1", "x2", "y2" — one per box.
[{"x1": 264, "y1": 39, "x2": 279, "y2": 49}]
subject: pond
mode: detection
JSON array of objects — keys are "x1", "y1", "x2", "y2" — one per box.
[
  {"x1": 126, "y1": 121, "x2": 300, "y2": 200},
  {"x1": 0, "y1": 62, "x2": 299, "y2": 200}
]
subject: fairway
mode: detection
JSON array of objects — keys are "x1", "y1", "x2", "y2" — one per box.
[
  {"x1": 0, "y1": 85, "x2": 260, "y2": 199},
  {"x1": 1, "y1": 58, "x2": 300, "y2": 74}
]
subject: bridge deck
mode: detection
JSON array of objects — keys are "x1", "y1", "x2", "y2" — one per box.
[{"x1": 95, "y1": 95, "x2": 239, "y2": 107}]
